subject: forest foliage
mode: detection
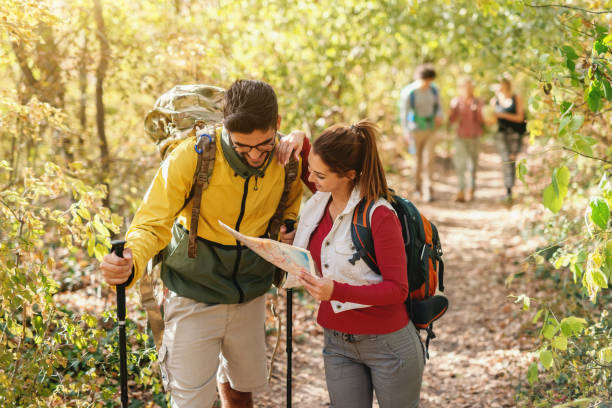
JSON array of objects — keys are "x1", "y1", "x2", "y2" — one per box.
[{"x1": 0, "y1": 0, "x2": 610, "y2": 406}]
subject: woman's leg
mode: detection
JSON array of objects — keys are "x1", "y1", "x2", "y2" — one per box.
[
  {"x1": 323, "y1": 329, "x2": 374, "y2": 408},
  {"x1": 366, "y1": 322, "x2": 425, "y2": 408}
]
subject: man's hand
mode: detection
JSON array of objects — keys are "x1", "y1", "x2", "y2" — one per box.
[
  {"x1": 298, "y1": 271, "x2": 334, "y2": 301},
  {"x1": 403, "y1": 130, "x2": 412, "y2": 145},
  {"x1": 434, "y1": 116, "x2": 444, "y2": 128},
  {"x1": 279, "y1": 224, "x2": 296, "y2": 245},
  {"x1": 276, "y1": 130, "x2": 306, "y2": 166},
  {"x1": 101, "y1": 248, "x2": 134, "y2": 286}
]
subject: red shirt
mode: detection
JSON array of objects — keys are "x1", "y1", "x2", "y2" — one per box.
[
  {"x1": 307, "y1": 202, "x2": 409, "y2": 334},
  {"x1": 449, "y1": 96, "x2": 484, "y2": 138}
]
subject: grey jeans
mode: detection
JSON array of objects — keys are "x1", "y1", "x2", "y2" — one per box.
[{"x1": 323, "y1": 322, "x2": 425, "y2": 408}]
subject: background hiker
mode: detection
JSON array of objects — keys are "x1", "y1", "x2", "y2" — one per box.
[
  {"x1": 100, "y1": 79, "x2": 304, "y2": 408},
  {"x1": 448, "y1": 77, "x2": 485, "y2": 202},
  {"x1": 490, "y1": 75, "x2": 527, "y2": 202},
  {"x1": 287, "y1": 120, "x2": 425, "y2": 408},
  {"x1": 399, "y1": 64, "x2": 444, "y2": 202}
]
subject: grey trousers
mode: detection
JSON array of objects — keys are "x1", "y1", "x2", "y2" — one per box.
[
  {"x1": 495, "y1": 129, "x2": 523, "y2": 190},
  {"x1": 453, "y1": 137, "x2": 480, "y2": 191},
  {"x1": 322, "y1": 322, "x2": 425, "y2": 408}
]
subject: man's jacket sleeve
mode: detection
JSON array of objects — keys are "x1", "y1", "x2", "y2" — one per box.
[
  {"x1": 124, "y1": 140, "x2": 196, "y2": 289},
  {"x1": 282, "y1": 159, "x2": 303, "y2": 222}
]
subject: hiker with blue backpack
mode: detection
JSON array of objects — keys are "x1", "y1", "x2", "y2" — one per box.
[
  {"x1": 399, "y1": 65, "x2": 444, "y2": 202},
  {"x1": 100, "y1": 80, "x2": 305, "y2": 408},
  {"x1": 279, "y1": 119, "x2": 450, "y2": 408}
]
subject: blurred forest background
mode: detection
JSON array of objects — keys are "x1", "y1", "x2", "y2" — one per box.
[{"x1": 0, "y1": 0, "x2": 610, "y2": 407}]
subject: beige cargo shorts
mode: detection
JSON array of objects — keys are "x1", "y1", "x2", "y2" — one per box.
[{"x1": 159, "y1": 291, "x2": 268, "y2": 408}]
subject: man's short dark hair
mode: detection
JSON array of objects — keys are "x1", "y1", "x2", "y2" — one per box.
[
  {"x1": 416, "y1": 65, "x2": 436, "y2": 80},
  {"x1": 223, "y1": 79, "x2": 278, "y2": 133}
]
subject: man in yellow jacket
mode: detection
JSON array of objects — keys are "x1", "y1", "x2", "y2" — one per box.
[{"x1": 100, "y1": 80, "x2": 303, "y2": 408}]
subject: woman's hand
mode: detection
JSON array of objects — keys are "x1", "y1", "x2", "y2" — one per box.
[
  {"x1": 276, "y1": 130, "x2": 306, "y2": 166},
  {"x1": 298, "y1": 271, "x2": 334, "y2": 301}
]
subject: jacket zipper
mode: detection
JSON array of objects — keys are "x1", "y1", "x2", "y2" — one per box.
[{"x1": 231, "y1": 176, "x2": 250, "y2": 303}]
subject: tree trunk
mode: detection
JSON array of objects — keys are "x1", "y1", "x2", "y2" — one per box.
[
  {"x1": 93, "y1": 0, "x2": 111, "y2": 207},
  {"x1": 78, "y1": 31, "x2": 88, "y2": 155}
]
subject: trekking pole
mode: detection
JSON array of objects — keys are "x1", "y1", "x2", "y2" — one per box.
[
  {"x1": 110, "y1": 240, "x2": 129, "y2": 408},
  {"x1": 283, "y1": 220, "x2": 296, "y2": 408}
]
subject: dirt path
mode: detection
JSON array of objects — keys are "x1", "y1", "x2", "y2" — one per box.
[{"x1": 257, "y1": 142, "x2": 539, "y2": 407}]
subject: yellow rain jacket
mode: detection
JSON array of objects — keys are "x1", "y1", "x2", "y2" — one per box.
[{"x1": 125, "y1": 128, "x2": 302, "y2": 304}]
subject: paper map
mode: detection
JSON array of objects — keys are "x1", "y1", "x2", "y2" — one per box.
[{"x1": 218, "y1": 220, "x2": 316, "y2": 278}]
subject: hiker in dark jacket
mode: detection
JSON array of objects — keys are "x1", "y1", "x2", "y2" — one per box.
[
  {"x1": 490, "y1": 75, "x2": 526, "y2": 202},
  {"x1": 100, "y1": 80, "x2": 304, "y2": 408}
]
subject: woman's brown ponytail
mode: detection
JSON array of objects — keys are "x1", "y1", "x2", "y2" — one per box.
[{"x1": 312, "y1": 119, "x2": 392, "y2": 202}]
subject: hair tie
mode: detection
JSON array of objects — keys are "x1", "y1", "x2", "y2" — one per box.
[{"x1": 350, "y1": 124, "x2": 363, "y2": 138}]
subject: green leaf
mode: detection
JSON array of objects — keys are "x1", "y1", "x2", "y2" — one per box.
[
  {"x1": 560, "y1": 316, "x2": 587, "y2": 337},
  {"x1": 589, "y1": 198, "x2": 610, "y2": 229},
  {"x1": 527, "y1": 362, "x2": 538, "y2": 385},
  {"x1": 557, "y1": 166, "x2": 570, "y2": 187},
  {"x1": 542, "y1": 320, "x2": 559, "y2": 339},
  {"x1": 515, "y1": 294, "x2": 530, "y2": 310},
  {"x1": 532, "y1": 308, "x2": 544, "y2": 324},
  {"x1": 568, "y1": 115, "x2": 584, "y2": 132},
  {"x1": 603, "y1": 34, "x2": 612, "y2": 45},
  {"x1": 94, "y1": 244, "x2": 107, "y2": 262},
  {"x1": 543, "y1": 184, "x2": 563, "y2": 213},
  {"x1": 589, "y1": 269, "x2": 609, "y2": 289},
  {"x1": 87, "y1": 236, "x2": 95, "y2": 256},
  {"x1": 551, "y1": 335, "x2": 567, "y2": 351},
  {"x1": 558, "y1": 114, "x2": 571, "y2": 134},
  {"x1": 599, "y1": 347, "x2": 612, "y2": 364},
  {"x1": 93, "y1": 219, "x2": 110, "y2": 237},
  {"x1": 603, "y1": 80, "x2": 612, "y2": 101},
  {"x1": 517, "y1": 159, "x2": 527, "y2": 184},
  {"x1": 540, "y1": 349, "x2": 553, "y2": 370},
  {"x1": 586, "y1": 82, "x2": 604, "y2": 112},
  {"x1": 77, "y1": 207, "x2": 91, "y2": 221},
  {"x1": 593, "y1": 40, "x2": 608, "y2": 55}
]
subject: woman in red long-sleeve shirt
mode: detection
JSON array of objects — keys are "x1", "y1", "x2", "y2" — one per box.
[{"x1": 282, "y1": 120, "x2": 425, "y2": 408}]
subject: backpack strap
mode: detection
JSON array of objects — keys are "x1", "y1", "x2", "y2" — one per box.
[
  {"x1": 139, "y1": 128, "x2": 217, "y2": 351},
  {"x1": 268, "y1": 155, "x2": 300, "y2": 287},
  {"x1": 267, "y1": 156, "x2": 299, "y2": 239},
  {"x1": 409, "y1": 89, "x2": 416, "y2": 111},
  {"x1": 188, "y1": 131, "x2": 216, "y2": 258},
  {"x1": 430, "y1": 85, "x2": 440, "y2": 117},
  {"x1": 349, "y1": 199, "x2": 379, "y2": 273}
]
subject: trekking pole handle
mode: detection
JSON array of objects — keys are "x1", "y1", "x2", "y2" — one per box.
[
  {"x1": 110, "y1": 240, "x2": 128, "y2": 322},
  {"x1": 283, "y1": 219, "x2": 296, "y2": 233}
]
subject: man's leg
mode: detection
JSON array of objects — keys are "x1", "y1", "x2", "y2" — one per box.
[
  {"x1": 453, "y1": 138, "x2": 468, "y2": 199},
  {"x1": 218, "y1": 382, "x2": 253, "y2": 408},
  {"x1": 217, "y1": 295, "x2": 268, "y2": 408},
  {"x1": 160, "y1": 291, "x2": 226, "y2": 408},
  {"x1": 412, "y1": 130, "x2": 427, "y2": 195},
  {"x1": 420, "y1": 130, "x2": 436, "y2": 201}
]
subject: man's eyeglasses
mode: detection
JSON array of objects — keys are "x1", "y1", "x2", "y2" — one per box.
[{"x1": 230, "y1": 133, "x2": 277, "y2": 154}]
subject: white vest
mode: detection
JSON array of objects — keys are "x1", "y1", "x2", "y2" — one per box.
[{"x1": 286, "y1": 187, "x2": 395, "y2": 313}]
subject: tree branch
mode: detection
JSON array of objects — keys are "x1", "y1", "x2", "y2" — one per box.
[
  {"x1": 562, "y1": 146, "x2": 612, "y2": 163},
  {"x1": 525, "y1": 3, "x2": 612, "y2": 15}
]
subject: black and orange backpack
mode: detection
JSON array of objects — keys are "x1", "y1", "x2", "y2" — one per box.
[{"x1": 349, "y1": 194, "x2": 448, "y2": 359}]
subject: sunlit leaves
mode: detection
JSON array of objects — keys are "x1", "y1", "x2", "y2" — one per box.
[
  {"x1": 540, "y1": 349, "x2": 554, "y2": 370},
  {"x1": 543, "y1": 166, "x2": 570, "y2": 213},
  {"x1": 589, "y1": 198, "x2": 610, "y2": 230}
]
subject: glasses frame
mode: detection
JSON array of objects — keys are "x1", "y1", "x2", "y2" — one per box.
[{"x1": 229, "y1": 131, "x2": 278, "y2": 154}]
